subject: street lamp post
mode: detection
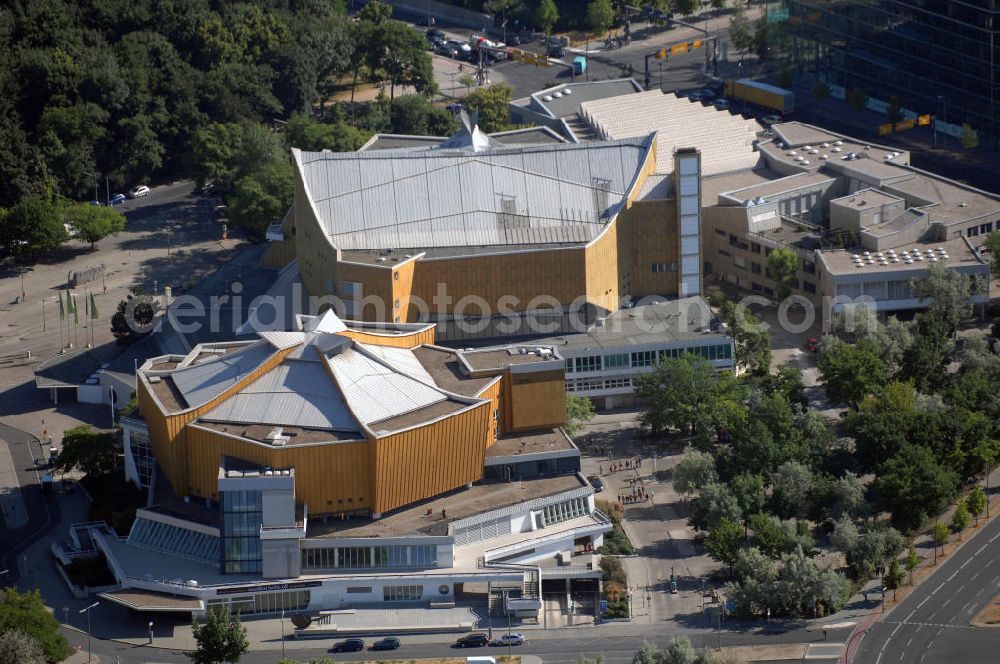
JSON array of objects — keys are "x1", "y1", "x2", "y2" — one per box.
[
  {"x1": 148, "y1": 620, "x2": 154, "y2": 644},
  {"x1": 79, "y1": 602, "x2": 99, "y2": 663},
  {"x1": 280, "y1": 610, "x2": 286, "y2": 660}
]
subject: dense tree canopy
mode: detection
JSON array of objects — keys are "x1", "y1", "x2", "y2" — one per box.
[{"x1": 0, "y1": 588, "x2": 70, "y2": 664}]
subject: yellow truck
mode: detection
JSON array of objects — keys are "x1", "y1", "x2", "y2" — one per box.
[{"x1": 725, "y1": 79, "x2": 795, "y2": 115}]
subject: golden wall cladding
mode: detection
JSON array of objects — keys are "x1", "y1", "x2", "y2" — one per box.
[
  {"x1": 371, "y1": 403, "x2": 491, "y2": 514},
  {"x1": 339, "y1": 328, "x2": 436, "y2": 348},
  {"x1": 478, "y1": 378, "x2": 502, "y2": 446},
  {"x1": 508, "y1": 376, "x2": 567, "y2": 432},
  {"x1": 621, "y1": 200, "x2": 681, "y2": 297},
  {"x1": 184, "y1": 425, "x2": 371, "y2": 511}
]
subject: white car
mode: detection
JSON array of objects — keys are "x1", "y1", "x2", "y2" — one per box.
[
  {"x1": 130, "y1": 185, "x2": 151, "y2": 198},
  {"x1": 494, "y1": 633, "x2": 525, "y2": 646}
]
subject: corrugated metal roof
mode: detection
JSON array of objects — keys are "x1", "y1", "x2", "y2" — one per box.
[
  {"x1": 327, "y1": 347, "x2": 447, "y2": 426},
  {"x1": 581, "y1": 91, "x2": 762, "y2": 175},
  {"x1": 294, "y1": 137, "x2": 652, "y2": 251},
  {"x1": 169, "y1": 343, "x2": 276, "y2": 408},
  {"x1": 200, "y1": 359, "x2": 359, "y2": 432},
  {"x1": 260, "y1": 331, "x2": 306, "y2": 350},
  {"x1": 363, "y1": 346, "x2": 435, "y2": 384}
]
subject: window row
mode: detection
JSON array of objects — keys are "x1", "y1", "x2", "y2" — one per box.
[
  {"x1": 566, "y1": 345, "x2": 733, "y2": 375},
  {"x1": 537, "y1": 497, "x2": 589, "y2": 528},
  {"x1": 221, "y1": 489, "x2": 262, "y2": 514},
  {"x1": 967, "y1": 222, "x2": 994, "y2": 237},
  {"x1": 651, "y1": 262, "x2": 677, "y2": 273},
  {"x1": 384, "y1": 585, "x2": 423, "y2": 601},
  {"x1": 301, "y1": 544, "x2": 438, "y2": 570},
  {"x1": 207, "y1": 590, "x2": 310, "y2": 616}
]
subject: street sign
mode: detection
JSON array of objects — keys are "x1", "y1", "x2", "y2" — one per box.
[
  {"x1": 670, "y1": 43, "x2": 688, "y2": 55},
  {"x1": 599, "y1": 599, "x2": 608, "y2": 613},
  {"x1": 918, "y1": 114, "x2": 932, "y2": 126},
  {"x1": 894, "y1": 118, "x2": 915, "y2": 131}
]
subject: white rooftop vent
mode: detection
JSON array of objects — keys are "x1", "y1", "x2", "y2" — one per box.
[
  {"x1": 835, "y1": 140, "x2": 844, "y2": 146},
  {"x1": 376, "y1": 256, "x2": 386, "y2": 262},
  {"x1": 831, "y1": 147, "x2": 842, "y2": 153},
  {"x1": 914, "y1": 255, "x2": 923, "y2": 261},
  {"x1": 743, "y1": 199, "x2": 753, "y2": 207},
  {"x1": 929, "y1": 257, "x2": 938, "y2": 262},
  {"x1": 787, "y1": 151, "x2": 798, "y2": 156},
  {"x1": 904, "y1": 259, "x2": 913, "y2": 264},
  {"x1": 543, "y1": 95, "x2": 553, "y2": 101},
  {"x1": 553, "y1": 92, "x2": 563, "y2": 98},
  {"x1": 801, "y1": 160, "x2": 810, "y2": 165},
  {"x1": 804, "y1": 145, "x2": 813, "y2": 150},
  {"x1": 821, "y1": 142, "x2": 830, "y2": 148},
  {"x1": 941, "y1": 254, "x2": 949, "y2": 260},
  {"x1": 809, "y1": 149, "x2": 818, "y2": 154},
  {"x1": 864, "y1": 145, "x2": 871, "y2": 150},
  {"x1": 960, "y1": 202, "x2": 968, "y2": 207},
  {"x1": 820, "y1": 154, "x2": 828, "y2": 160},
  {"x1": 863, "y1": 251, "x2": 871, "y2": 256},
  {"x1": 564, "y1": 88, "x2": 573, "y2": 95},
  {"x1": 885, "y1": 154, "x2": 894, "y2": 160},
  {"x1": 893, "y1": 152, "x2": 900, "y2": 157},
  {"x1": 852, "y1": 254, "x2": 861, "y2": 259}
]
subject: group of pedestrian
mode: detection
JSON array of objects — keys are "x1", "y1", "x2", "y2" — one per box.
[
  {"x1": 603, "y1": 457, "x2": 641, "y2": 475},
  {"x1": 619, "y1": 484, "x2": 649, "y2": 505}
]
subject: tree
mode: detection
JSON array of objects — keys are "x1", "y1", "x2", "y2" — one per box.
[
  {"x1": 748, "y1": 512, "x2": 791, "y2": 559},
  {"x1": 765, "y1": 247, "x2": 798, "y2": 301},
  {"x1": 0, "y1": 630, "x2": 45, "y2": 664},
  {"x1": 899, "y1": 311, "x2": 954, "y2": 393},
  {"x1": 0, "y1": 195, "x2": 67, "y2": 259},
  {"x1": 770, "y1": 461, "x2": 812, "y2": 520},
  {"x1": 285, "y1": 113, "x2": 371, "y2": 152},
  {"x1": 717, "y1": 300, "x2": 771, "y2": 376},
  {"x1": 228, "y1": 161, "x2": 294, "y2": 242},
  {"x1": 189, "y1": 121, "x2": 284, "y2": 193},
  {"x1": 367, "y1": 22, "x2": 436, "y2": 101},
  {"x1": 188, "y1": 606, "x2": 249, "y2": 664},
  {"x1": 0, "y1": 589, "x2": 70, "y2": 664},
  {"x1": 844, "y1": 381, "x2": 917, "y2": 473},
  {"x1": 587, "y1": 0, "x2": 616, "y2": 33},
  {"x1": 830, "y1": 472, "x2": 867, "y2": 520},
  {"x1": 911, "y1": 262, "x2": 983, "y2": 335},
  {"x1": 358, "y1": 0, "x2": 393, "y2": 24},
  {"x1": 662, "y1": 636, "x2": 698, "y2": 664},
  {"x1": 710, "y1": 0, "x2": 728, "y2": 10},
  {"x1": 959, "y1": 123, "x2": 979, "y2": 149},
  {"x1": 847, "y1": 87, "x2": 868, "y2": 112},
  {"x1": 829, "y1": 517, "x2": 859, "y2": 557},
  {"x1": 882, "y1": 558, "x2": 904, "y2": 600},
  {"x1": 951, "y1": 497, "x2": 970, "y2": 540},
  {"x1": 706, "y1": 517, "x2": 743, "y2": 572},
  {"x1": 817, "y1": 337, "x2": 887, "y2": 408},
  {"x1": 690, "y1": 482, "x2": 742, "y2": 531},
  {"x1": 966, "y1": 485, "x2": 987, "y2": 525},
  {"x1": 458, "y1": 74, "x2": 477, "y2": 94},
  {"x1": 729, "y1": 8, "x2": 753, "y2": 53},
  {"x1": 464, "y1": 84, "x2": 514, "y2": 133},
  {"x1": 674, "y1": 0, "x2": 699, "y2": 16},
  {"x1": 636, "y1": 353, "x2": 744, "y2": 438},
  {"x1": 110, "y1": 287, "x2": 156, "y2": 341},
  {"x1": 565, "y1": 394, "x2": 595, "y2": 436},
  {"x1": 730, "y1": 472, "x2": 766, "y2": 532},
  {"x1": 904, "y1": 543, "x2": 919, "y2": 584},
  {"x1": 931, "y1": 521, "x2": 950, "y2": 564},
  {"x1": 64, "y1": 204, "x2": 126, "y2": 249},
  {"x1": 55, "y1": 425, "x2": 119, "y2": 476},
  {"x1": 535, "y1": 0, "x2": 560, "y2": 34},
  {"x1": 984, "y1": 232, "x2": 1000, "y2": 272},
  {"x1": 812, "y1": 81, "x2": 830, "y2": 101},
  {"x1": 885, "y1": 95, "x2": 902, "y2": 123},
  {"x1": 672, "y1": 447, "x2": 718, "y2": 497},
  {"x1": 873, "y1": 444, "x2": 959, "y2": 532},
  {"x1": 389, "y1": 95, "x2": 457, "y2": 136}
]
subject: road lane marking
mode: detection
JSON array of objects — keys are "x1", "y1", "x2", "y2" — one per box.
[
  {"x1": 931, "y1": 582, "x2": 945, "y2": 595},
  {"x1": 917, "y1": 597, "x2": 930, "y2": 609},
  {"x1": 974, "y1": 543, "x2": 988, "y2": 555}
]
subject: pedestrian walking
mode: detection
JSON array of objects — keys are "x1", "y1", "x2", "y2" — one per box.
[{"x1": 599, "y1": 465, "x2": 603, "y2": 475}]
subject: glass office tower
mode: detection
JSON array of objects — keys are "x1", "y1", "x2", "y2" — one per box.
[{"x1": 786, "y1": 0, "x2": 999, "y2": 138}]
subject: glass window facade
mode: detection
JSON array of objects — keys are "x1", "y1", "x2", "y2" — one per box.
[
  {"x1": 128, "y1": 517, "x2": 220, "y2": 565},
  {"x1": 384, "y1": 585, "x2": 423, "y2": 601},
  {"x1": 207, "y1": 590, "x2": 309, "y2": 616},
  {"x1": 604, "y1": 353, "x2": 629, "y2": 368},
  {"x1": 220, "y1": 489, "x2": 263, "y2": 574},
  {"x1": 630, "y1": 350, "x2": 657, "y2": 367},
  {"x1": 301, "y1": 544, "x2": 438, "y2": 570},
  {"x1": 128, "y1": 429, "x2": 154, "y2": 490},
  {"x1": 537, "y1": 496, "x2": 589, "y2": 528},
  {"x1": 787, "y1": 0, "x2": 999, "y2": 139}
]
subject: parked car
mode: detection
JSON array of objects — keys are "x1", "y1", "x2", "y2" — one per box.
[
  {"x1": 712, "y1": 98, "x2": 731, "y2": 110},
  {"x1": 446, "y1": 102, "x2": 465, "y2": 115},
  {"x1": 426, "y1": 28, "x2": 445, "y2": 42},
  {"x1": 129, "y1": 184, "x2": 150, "y2": 198},
  {"x1": 683, "y1": 89, "x2": 707, "y2": 102},
  {"x1": 331, "y1": 638, "x2": 366, "y2": 652},
  {"x1": 371, "y1": 637, "x2": 400, "y2": 651},
  {"x1": 760, "y1": 114, "x2": 784, "y2": 128},
  {"x1": 455, "y1": 633, "x2": 490, "y2": 648},
  {"x1": 109, "y1": 193, "x2": 127, "y2": 205},
  {"x1": 435, "y1": 41, "x2": 459, "y2": 58},
  {"x1": 494, "y1": 633, "x2": 526, "y2": 646},
  {"x1": 587, "y1": 475, "x2": 605, "y2": 493},
  {"x1": 805, "y1": 338, "x2": 819, "y2": 352}
]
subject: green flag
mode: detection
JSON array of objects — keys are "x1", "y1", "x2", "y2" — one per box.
[
  {"x1": 70, "y1": 292, "x2": 79, "y2": 325},
  {"x1": 58, "y1": 292, "x2": 65, "y2": 320},
  {"x1": 89, "y1": 292, "x2": 98, "y2": 320}
]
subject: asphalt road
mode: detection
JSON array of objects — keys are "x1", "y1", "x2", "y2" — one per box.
[
  {"x1": 74, "y1": 623, "x2": 852, "y2": 664},
  {"x1": 853, "y1": 512, "x2": 1000, "y2": 664},
  {"x1": 0, "y1": 422, "x2": 58, "y2": 582}
]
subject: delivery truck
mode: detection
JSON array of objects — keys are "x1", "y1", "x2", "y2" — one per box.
[{"x1": 724, "y1": 79, "x2": 795, "y2": 115}]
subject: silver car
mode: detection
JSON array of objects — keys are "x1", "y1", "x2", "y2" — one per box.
[{"x1": 494, "y1": 633, "x2": 526, "y2": 646}]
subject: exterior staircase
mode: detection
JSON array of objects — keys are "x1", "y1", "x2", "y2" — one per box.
[{"x1": 564, "y1": 114, "x2": 597, "y2": 141}]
